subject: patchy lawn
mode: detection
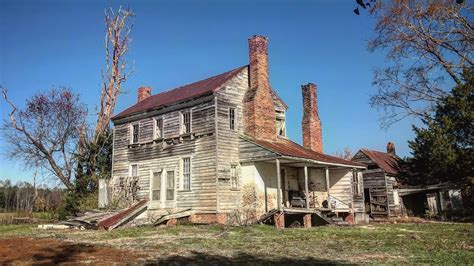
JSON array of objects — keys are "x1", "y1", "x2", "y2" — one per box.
[{"x1": 0, "y1": 223, "x2": 473, "y2": 264}]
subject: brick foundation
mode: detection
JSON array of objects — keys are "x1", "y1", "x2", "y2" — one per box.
[
  {"x1": 188, "y1": 213, "x2": 228, "y2": 224},
  {"x1": 274, "y1": 212, "x2": 285, "y2": 230},
  {"x1": 303, "y1": 214, "x2": 312, "y2": 228},
  {"x1": 345, "y1": 213, "x2": 354, "y2": 224},
  {"x1": 166, "y1": 218, "x2": 177, "y2": 226}
]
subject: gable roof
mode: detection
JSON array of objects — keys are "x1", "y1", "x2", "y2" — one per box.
[
  {"x1": 359, "y1": 149, "x2": 401, "y2": 175},
  {"x1": 243, "y1": 136, "x2": 366, "y2": 168},
  {"x1": 112, "y1": 65, "x2": 248, "y2": 120}
]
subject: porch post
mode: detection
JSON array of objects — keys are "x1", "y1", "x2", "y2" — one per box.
[
  {"x1": 325, "y1": 167, "x2": 331, "y2": 197},
  {"x1": 304, "y1": 166, "x2": 309, "y2": 209},
  {"x1": 276, "y1": 158, "x2": 282, "y2": 211}
]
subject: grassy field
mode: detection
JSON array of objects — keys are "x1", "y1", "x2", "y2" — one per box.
[{"x1": 0, "y1": 222, "x2": 473, "y2": 264}]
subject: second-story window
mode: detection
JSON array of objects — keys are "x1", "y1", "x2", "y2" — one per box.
[
  {"x1": 229, "y1": 108, "x2": 235, "y2": 130},
  {"x1": 131, "y1": 124, "x2": 139, "y2": 144},
  {"x1": 155, "y1": 117, "x2": 163, "y2": 139},
  {"x1": 181, "y1": 111, "x2": 191, "y2": 134}
]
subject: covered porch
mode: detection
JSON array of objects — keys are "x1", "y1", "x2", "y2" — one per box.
[{"x1": 241, "y1": 156, "x2": 365, "y2": 228}]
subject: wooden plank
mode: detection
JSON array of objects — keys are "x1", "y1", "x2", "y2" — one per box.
[
  {"x1": 276, "y1": 159, "x2": 282, "y2": 211},
  {"x1": 304, "y1": 166, "x2": 309, "y2": 210}
]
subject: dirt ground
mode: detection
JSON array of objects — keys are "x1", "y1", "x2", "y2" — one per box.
[{"x1": 0, "y1": 237, "x2": 146, "y2": 265}]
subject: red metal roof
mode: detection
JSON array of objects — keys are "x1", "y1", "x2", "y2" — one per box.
[
  {"x1": 246, "y1": 137, "x2": 366, "y2": 168},
  {"x1": 112, "y1": 66, "x2": 248, "y2": 120},
  {"x1": 98, "y1": 199, "x2": 148, "y2": 230},
  {"x1": 360, "y1": 149, "x2": 401, "y2": 175}
]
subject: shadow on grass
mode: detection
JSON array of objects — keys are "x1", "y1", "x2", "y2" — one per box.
[
  {"x1": 145, "y1": 251, "x2": 346, "y2": 265},
  {"x1": 30, "y1": 244, "x2": 97, "y2": 264}
]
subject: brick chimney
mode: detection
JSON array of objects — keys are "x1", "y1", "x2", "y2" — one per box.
[
  {"x1": 302, "y1": 83, "x2": 323, "y2": 153},
  {"x1": 243, "y1": 35, "x2": 277, "y2": 141},
  {"x1": 137, "y1": 87, "x2": 152, "y2": 103},
  {"x1": 387, "y1": 142, "x2": 396, "y2": 156}
]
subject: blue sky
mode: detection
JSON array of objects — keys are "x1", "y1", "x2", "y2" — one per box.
[{"x1": 0, "y1": 0, "x2": 418, "y2": 185}]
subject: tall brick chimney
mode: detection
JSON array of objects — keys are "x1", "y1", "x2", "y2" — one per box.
[
  {"x1": 387, "y1": 142, "x2": 396, "y2": 156},
  {"x1": 137, "y1": 87, "x2": 152, "y2": 103},
  {"x1": 302, "y1": 83, "x2": 323, "y2": 153},
  {"x1": 243, "y1": 35, "x2": 277, "y2": 141}
]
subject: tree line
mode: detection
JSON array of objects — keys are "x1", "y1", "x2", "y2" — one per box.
[{"x1": 0, "y1": 179, "x2": 64, "y2": 213}]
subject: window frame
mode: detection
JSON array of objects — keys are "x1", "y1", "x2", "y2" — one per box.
[
  {"x1": 181, "y1": 157, "x2": 192, "y2": 191},
  {"x1": 130, "y1": 164, "x2": 138, "y2": 178},
  {"x1": 180, "y1": 110, "x2": 192, "y2": 135},
  {"x1": 130, "y1": 123, "x2": 140, "y2": 144},
  {"x1": 277, "y1": 118, "x2": 286, "y2": 137},
  {"x1": 166, "y1": 170, "x2": 175, "y2": 201},
  {"x1": 151, "y1": 171, "x2": 162, "y2": 201},
  {"x1": 229, "y1": 107, "x2": 236, "y2": 131},
  {"x1": 352, "y1": 170, "x2": 363, "y2": 196},
  {"x1": 154, "y1": 117, "x2": 164, "y2": 140}
]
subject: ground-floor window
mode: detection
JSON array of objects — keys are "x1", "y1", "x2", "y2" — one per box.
[
  {"x1": 166, "y1": 171, "x2": 175, "y2": 200},
  {"x1": 152, "y1": 171, "x2": 162, "y2": 201}
]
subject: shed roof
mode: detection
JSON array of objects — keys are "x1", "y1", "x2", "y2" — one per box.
[
  {"x1": 359, "y1": 149, "x2": 401, "y2": 175},
  {"x1": 244, "y1": 136, "x2": 366, "y2": 168}
]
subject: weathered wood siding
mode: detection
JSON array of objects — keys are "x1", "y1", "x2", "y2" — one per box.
[
  {"x1": 111, "y1": 99, "x2": 218, "y2": 212},
  {"x1": 214, "y1": 68, "x2": 249, "y2": 212},
  {"x1": 329, "y1": 168, "x2": 353, "y2": 209}
]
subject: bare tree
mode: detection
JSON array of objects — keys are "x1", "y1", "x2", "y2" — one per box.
[
  {"x1": 2, "y1": 87, "x2": 87, "y2": 190},
  {"x1": 94, "y1": 7, "x2": 134, "y2": 143},
  {"x1": 333, "y1": 147, "x2": 355, "y2": 161},
  {"x1": 368, "y1": 0, "x2": 473, "y2": 127}
]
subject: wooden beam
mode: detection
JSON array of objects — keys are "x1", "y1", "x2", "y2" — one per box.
[
  {"x1": 325, "y1": 167, "x2": 331, "y2": 197},
  {"x1": 304, "y1": 166, "x2": 309, "y2": 209},
  {"x1": 276, "y1": 158, "x2": 282, "y2": 211}
]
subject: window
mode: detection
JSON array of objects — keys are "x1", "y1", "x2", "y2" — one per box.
[
  {"x1": 230, "y1": 165, "x2": 238, "y2": 189},
  {"x1": 229, "y1": 108, "x2": 235, "y2": 130},
  {"x1": 181, "y1": 111, "x2": 191, "y2": 134},
  {"x1": 131, "y1": 164, "x2": 138, "y2": 177},
  {"x1": 352, "y1": 170, "x2": 362, "y2": 196},
  {"x1": 277, "y1": 119, "x2": 286, "y2": 137},
  {"x1": 166, "y1": 171, "x2": 175, "y2": 200},
  {"x1": 154, "y1": 117, "x2": 163, "y2": 139},
  {"x1": 151, "y1": 172, "x2": 161, "y2": 201},
  {"x1": 131, "y1": 124, "x2": 139, "y2": 144},
  {"x1": 182, "y1": 157, "x2": 191, "y2": 190}
]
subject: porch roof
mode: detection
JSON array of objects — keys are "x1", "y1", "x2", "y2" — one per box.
[{"x1": 241, "y1": 135, "x2": 366, "y2": 169}]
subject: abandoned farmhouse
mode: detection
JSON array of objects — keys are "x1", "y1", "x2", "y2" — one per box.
[{"x1": 107, "y1": 35, "x2": 371, "y2": 228}]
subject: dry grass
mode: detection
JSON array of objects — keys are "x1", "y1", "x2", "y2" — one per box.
[{"x1": 1, "y1": 222, "x2": 473, "y2": 264}]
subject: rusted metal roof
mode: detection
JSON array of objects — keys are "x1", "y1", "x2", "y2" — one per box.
[
  {"x1": 112, "y1": 66, "x2": 248, "y2": 120},
  {"x1": 98, "y1": 199, "x2": 148, "y2": 230},
  {"x1": 360, "y1": 149, "x2": 401, "y2": 175},
  {"x1": 246, "y1": 137, "x2": 366, "y2": 168}
]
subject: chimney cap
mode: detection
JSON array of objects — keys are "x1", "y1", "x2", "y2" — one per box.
[
  {"x1": 249, "y1": 34, "x2": 268, "y2": 41},
  {"x1": 137, "y1": 86, "x2": 152, "y2": 103},
  {"x1": 387, "y1": 142, "x2": 396, "y2": 155}
]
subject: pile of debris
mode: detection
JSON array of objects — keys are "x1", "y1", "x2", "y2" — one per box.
[{"x1": 38, "y1": 200, "x2": 149, "y2": 231}]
